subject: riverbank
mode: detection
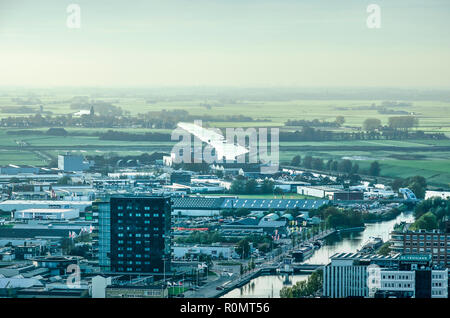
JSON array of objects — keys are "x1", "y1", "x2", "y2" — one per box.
[
  {"x1": 362, "y1": 205, "x2": 407, "y2": 223},
  {"x1": 222, "y1": 211, "x2": 415, "y2": 298}
]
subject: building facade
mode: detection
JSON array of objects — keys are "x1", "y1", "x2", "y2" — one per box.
[
  {"x1": 390, "y1": 229, "x2": 450, "y2": 268},
  {"x1": 98, "y1": 196, "x2": 172, "y2": 274},
  {"x1": 323, "y1": 252, "x2": 448, "y2": 298},
  {"x1": 58, "y1": 154, "x2": 90, "y2": 172}
]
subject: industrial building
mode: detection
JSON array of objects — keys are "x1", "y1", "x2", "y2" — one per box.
[
  {"x1": 0, "y1": 200, "x2": 92, "y2": 212},
  {"x1": 0, "y1": 165, "x2": 40, "y2": 175},
  {"x1": 297, "y1": 185, "x2": 364, "y2": 201},
  {"x1": 172, "y1": 244, "x2": 237, "y2": 260},
  {"x1": 58, "y1": 154, "x2": 91, "y2": 172},
  {"x1": 171, "y1": 196, "x2": 329, "y2": 217},
  {"x1": 14, "y1": 208, "x2": 79, "y2": 220}
]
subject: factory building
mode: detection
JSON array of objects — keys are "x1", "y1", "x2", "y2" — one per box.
[
  {"x1": 14, "y1": 208, "x2": 79, "y2": 220},
  {"x1": 58, "y1": 154, "x2": 91, "y2": 172}
]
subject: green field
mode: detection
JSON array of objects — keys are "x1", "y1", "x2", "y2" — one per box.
[
  {"x1": 0, "y1": 96, "x2": 449, "y2": 188},
  {"x1": 1, "y1": 97, "x2": 450, "y2": 130}
]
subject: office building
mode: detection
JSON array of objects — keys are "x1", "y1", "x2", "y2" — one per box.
[
  {"x1": 323, "y1": 252, "x2": 448, "y2": 298},
  {"x1": 97, "y1": 196, "x2": 172, "y2": 274},
  {"x1": 390, "y1": 228, "x2": 450, "y2": 268},
  {"x1": 14, "y1": 208, "x2": 79, "y2": 220}
]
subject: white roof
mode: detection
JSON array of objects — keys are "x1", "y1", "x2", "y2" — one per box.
[
  {"x1": 0, "y1": 200, "x2": 91, "y2": 205},
  {"x1": 17, "y1": 208, "x2": 77, "y2": 214},
  {"x1": 0, "y1": 278, "x2": 43, "y2": 289}
]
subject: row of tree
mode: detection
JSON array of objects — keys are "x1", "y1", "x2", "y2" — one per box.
[
  {"x1": 390, "y1": 176, "x2": 427, "y2": 199},
  {"x1": 280, "y1": 269, "x2": 323, "y2": 298},
  {"x1": 362, "y1": 116, "x2": 419, "y2": 131},
  {"x1": 410, "y1": 197, "x2": 450, "y2": 231},
  {"x1": 309, "y1": 206, "x2": 364, "y2": 229},
  {"x1": 229, "y1": 177, "x2": 276, "y2": 195},
  {"x1": 290, "y1": 155, "x2": 381, "y2": 176}
]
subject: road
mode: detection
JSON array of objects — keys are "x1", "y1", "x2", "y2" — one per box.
[{"x1": 181, "y1": 229, "x2": 333, "y2": 298}]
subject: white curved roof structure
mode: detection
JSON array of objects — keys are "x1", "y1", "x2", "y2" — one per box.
[{"x1": 177, "y1": 122, "x2": 249, "y2": 161}]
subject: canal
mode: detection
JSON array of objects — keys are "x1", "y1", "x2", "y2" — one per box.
[{"x1": 221, "y1": 210, "x2": 415, "y2": 298}]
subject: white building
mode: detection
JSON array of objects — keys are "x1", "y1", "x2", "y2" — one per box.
[
  {"x1": 323, "y1": 252, "x2": 448, "y2": 298},
  {"x1": 0, "y1": 200, "x2": 92, "y2": 212},
  {"x1": 297, "y1": 185, "x2": 344, "y2": 199},
  {"x1": 377, "y1": 268, "x2": 448, "y2": 298},
  {"x1": 323, "y1": 254, "x2": 370, "y2": 298},
  {"x1": 425, "y1": 190, "x2": 450, "y2": 200},
  {"x1": 431, "y1": 270, "x2": 448, "y2": 298},
  {"x1": 365, "y1": 188, "x2": 396, "y2": 199},
  {"x1": 14, "y1": 208, "x2": 79, "y2": 220},
  {"x1": 172, "y1": 245, "x2": 237, "y2": 260},
  {"x1": 58, "y1": 154, "x2": 91, "y2": 172}
]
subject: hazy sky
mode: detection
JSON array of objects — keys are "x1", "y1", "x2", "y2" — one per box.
[{"x1": 1, "y1": 0, "x2": 450, "y2": 88}]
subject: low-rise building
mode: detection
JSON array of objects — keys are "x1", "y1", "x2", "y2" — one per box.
[
  {"x1": 172, "y1": 244, "x2": 237, "y2": 260},
  {"x1": 14, "y1": 208, "x2": 79, "y2": 220},
  {"x1": 323, "y1": 252, "x2": 448, "y2": 298}
]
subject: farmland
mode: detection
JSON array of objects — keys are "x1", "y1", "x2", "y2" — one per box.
[{"x1": 0, "y1": 93, "x2": 449, "y2": 188}]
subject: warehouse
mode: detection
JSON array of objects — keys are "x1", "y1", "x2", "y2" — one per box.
[
  {"x1": 172, "y1": 196, "x2": 329, "y2": 216},
  {"x1": 14, "y1": 208, "x2": 79, "y2": 220},
  {"x1": 0, "y1": 200, "x2": 92, "y2": 212},
  {"x1": 297, "y1": 185, "x2": 344, "y2": 199}
]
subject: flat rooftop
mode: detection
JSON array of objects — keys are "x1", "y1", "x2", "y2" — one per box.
[{"x1": 18, "y1": 208, "x2": 78, "y2": 213}]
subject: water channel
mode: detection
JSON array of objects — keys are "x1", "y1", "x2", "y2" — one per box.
[{"x1": 222, "y1": 211, "x2": 415, "y2": 298}]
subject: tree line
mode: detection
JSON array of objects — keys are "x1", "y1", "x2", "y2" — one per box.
[{"x1": 290, "y1": 155, "x2": 381, "y2": 176}]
